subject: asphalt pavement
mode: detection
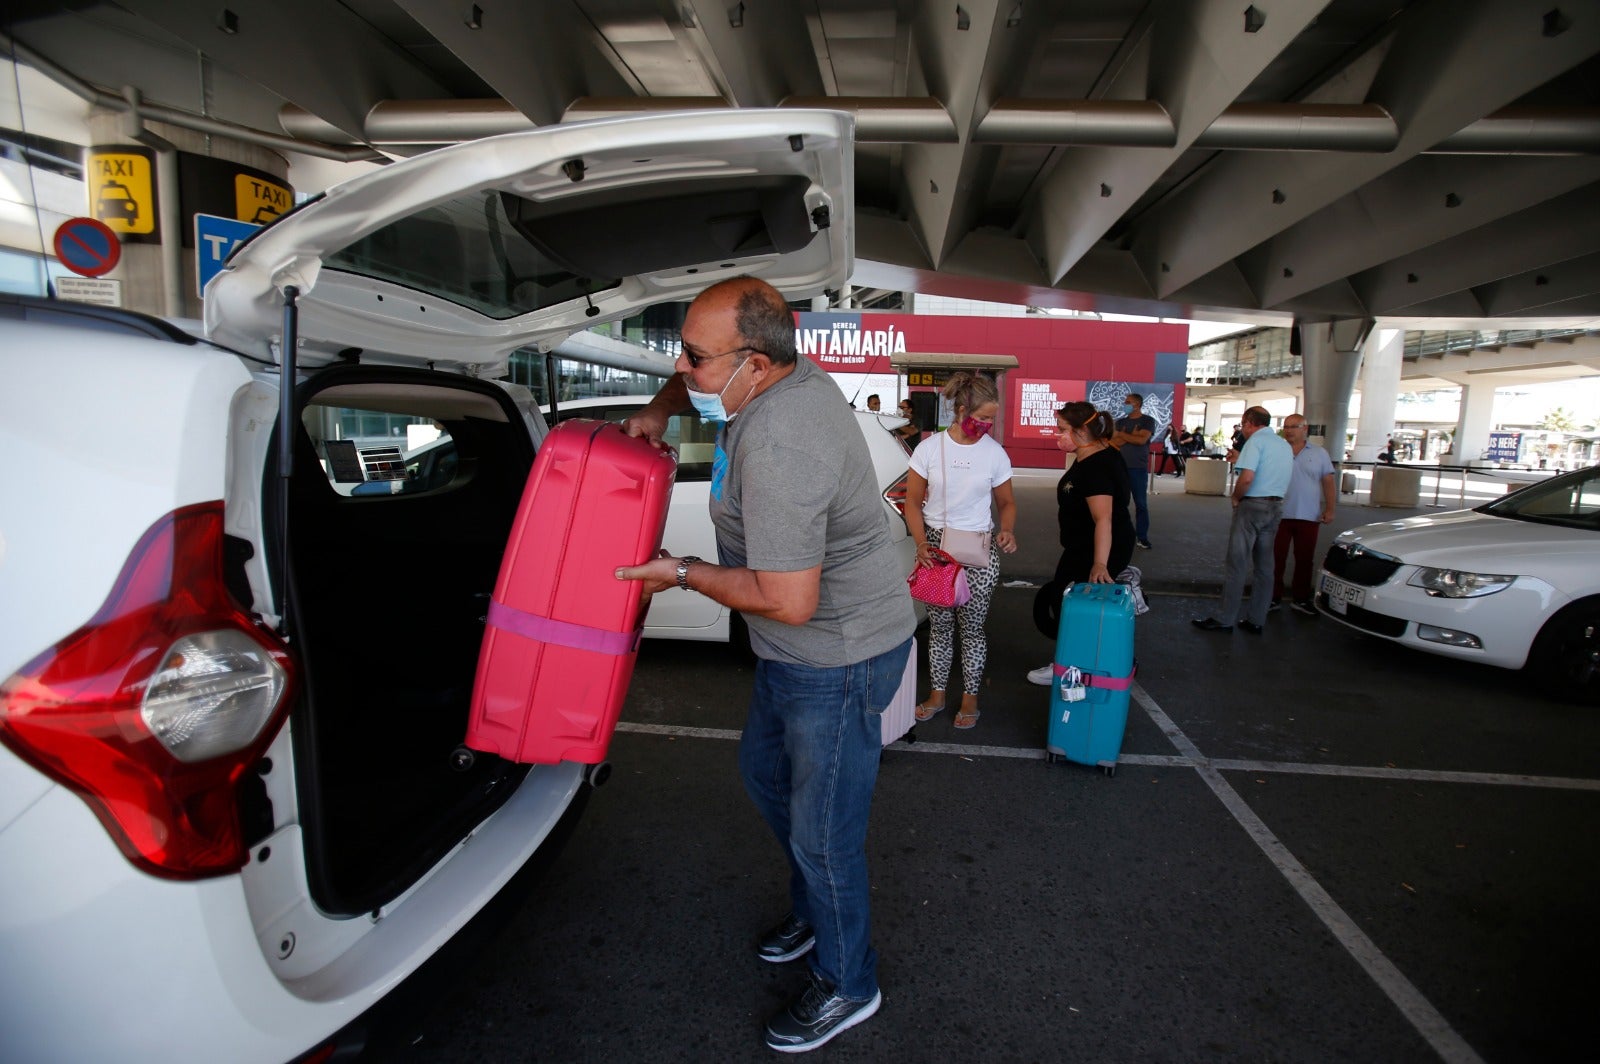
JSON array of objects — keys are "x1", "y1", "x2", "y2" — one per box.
[{"x1": 378, "y1": 468, "x2": 1598, "y2": 1063}]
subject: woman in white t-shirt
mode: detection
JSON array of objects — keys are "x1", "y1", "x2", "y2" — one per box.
[{"x1": 904, "y1": 372, "x2": 1019, "y2": 730}]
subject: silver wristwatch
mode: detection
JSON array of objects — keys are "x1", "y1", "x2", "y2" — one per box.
[{"x1": 675, "y1": 556, "x2": 702, "y2": 592}]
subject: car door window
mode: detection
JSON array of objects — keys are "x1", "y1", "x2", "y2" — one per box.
[
  {"x1": 553, "y1": 406, "x2": 715, "y2": 482},
  {"x1": 303, "y1": 404, "x2": 455, "y2": 497}
]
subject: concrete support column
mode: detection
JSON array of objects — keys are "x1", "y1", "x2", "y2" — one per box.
[
  {"x1": 1450, "y1": 381, "x2": 1497, "y2": 465},
  {"x1": 1299, "y1": 318, "x2": 1372, "y2": 461},
  {"x1": 1351, "y1": 328, "x2": 1404, "y2": 462},
  {"x1": 1202, "y1": 398, "x2": 1228, "y2": 442}
]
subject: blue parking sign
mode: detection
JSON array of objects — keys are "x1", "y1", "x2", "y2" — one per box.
[{"x1": 195, "y1": 213, "x2": 261, "y2": 296}]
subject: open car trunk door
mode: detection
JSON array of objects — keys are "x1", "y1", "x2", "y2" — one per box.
[{"x1": 203, "y1": 109, "x2": 854, "y2": 375}]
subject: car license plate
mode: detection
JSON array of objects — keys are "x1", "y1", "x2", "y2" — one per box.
[{"x1": 1321, "y1": 573, "x2": 1364, "y2": 614}]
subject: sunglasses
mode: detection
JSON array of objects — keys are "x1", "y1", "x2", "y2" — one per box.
[{"x1": 684, "y1": 344, "x2": 760, "y2": 369}]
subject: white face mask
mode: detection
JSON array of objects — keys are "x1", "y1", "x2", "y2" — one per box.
[{"x1": 685, "y1": 358, "x2": 752, "y2": 424}]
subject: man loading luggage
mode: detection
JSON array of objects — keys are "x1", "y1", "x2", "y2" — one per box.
[{"x1": 615, "y1": 276, "x2": 917, "y2": 1054}]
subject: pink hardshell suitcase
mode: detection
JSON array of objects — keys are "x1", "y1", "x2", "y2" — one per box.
[{"x1": 464, "y1": 420, "x2": 676, "y2": 765}]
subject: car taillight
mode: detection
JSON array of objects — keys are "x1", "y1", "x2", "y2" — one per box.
[
  {"x1": 0, "y1": 502, "x2": 293, "y2": 879},
  {"x1": 883, "y1": 472, "x2": 910, "y2": 528}
]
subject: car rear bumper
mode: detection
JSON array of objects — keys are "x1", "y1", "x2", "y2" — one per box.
[{"x1": 0, "y1": 763, "x2": 590, "y2": 1063}]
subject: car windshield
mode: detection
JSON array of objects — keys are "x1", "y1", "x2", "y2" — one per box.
[
  {"x1": 323, "y1": 189, "x2": 620, "y2": 320},
  {"x1": 1476, "y1": 465, "x2": 1600, "y2": 531}
]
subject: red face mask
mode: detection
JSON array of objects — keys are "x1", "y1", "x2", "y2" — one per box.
[{"x1": 961, "y1": 416, "x2": 993, "y2": 439}]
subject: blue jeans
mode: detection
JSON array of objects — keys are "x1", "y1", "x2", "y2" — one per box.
[
  {"x1": 738, "y1": 637, "x2": 912, "y2": 1000},
  {"x1": 1127, "y1": 467, "x2": 1150, "y2": 541}
]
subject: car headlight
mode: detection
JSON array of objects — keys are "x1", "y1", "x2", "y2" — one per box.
[{"x1": 1407, "y1": 567, "x2": 1515, "y2": 598}]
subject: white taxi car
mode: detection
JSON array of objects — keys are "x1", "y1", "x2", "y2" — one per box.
[
  {"x1": 1316, "y1": 463, "x2": 1599, "y2": 703},
  {"x1": 549, "y1": 396, "x2": 920, "y2": 645},
  {"x1": 0, "y1": 109, "x2": 853, "y2": 1062}
]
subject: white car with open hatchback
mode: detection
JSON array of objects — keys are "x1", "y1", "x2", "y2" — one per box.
[{"x1": 0, "y1": 108, "x2": 853, "y2": 1062}]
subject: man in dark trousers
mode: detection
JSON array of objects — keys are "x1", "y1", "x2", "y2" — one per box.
[
  {"x1": 1112, "y1": 392, "x2": 1156, "y2": 549},
  {"x1": 1271, "y1": 413, "x2": 1337, "y2": 614},
  {"x1": 616, "y1": 276, "x2": 916, "y2": 1054}
]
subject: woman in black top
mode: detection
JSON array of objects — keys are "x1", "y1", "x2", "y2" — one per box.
[{"x1": 1031, "y1": 402, "x2": 1136, "y2": 647}]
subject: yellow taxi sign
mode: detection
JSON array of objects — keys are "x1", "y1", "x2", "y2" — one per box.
[
  {"x1": 235, "y1": 174, "x2": 293, "y2": 225},
  {"x1": 87, "y1": 148, "x2": 156, "y2": 237}
]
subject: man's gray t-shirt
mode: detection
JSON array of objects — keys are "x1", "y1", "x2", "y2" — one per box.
[
  {"x1": 1115, "y1": 413, "x2": 1157, "y2": 470},
  {"x1": 709, "y1": 358, "x2": 917, "y2": 667}
]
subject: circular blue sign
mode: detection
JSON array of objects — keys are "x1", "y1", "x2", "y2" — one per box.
[{"x1": 53, "y1": 217, "x2": 122, "y2": 278}]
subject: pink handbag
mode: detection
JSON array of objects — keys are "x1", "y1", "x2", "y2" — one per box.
[{"x1": 907, "y1": 548, "x2": 972, "y2": 608}]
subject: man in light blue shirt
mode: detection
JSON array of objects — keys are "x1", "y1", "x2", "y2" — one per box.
[{"x1": 1193, "y1": 406, "x2": 1294, "y2": 633}]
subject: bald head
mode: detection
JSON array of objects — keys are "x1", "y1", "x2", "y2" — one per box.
[{"x1": 689, "y1": 276, "x2": 797, "y2": 366}]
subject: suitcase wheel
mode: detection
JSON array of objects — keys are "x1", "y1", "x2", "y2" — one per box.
[
  {"x1": 1045, "y1": 752, "x2": 1060, "y2": 764},
  {"x1": 449, "y1": 746, "x2": 477, "y2": 772}
]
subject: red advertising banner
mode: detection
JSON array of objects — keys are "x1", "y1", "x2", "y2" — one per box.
[{"x1": 1011, "y1": 378, "x2": 1085, "y2": 440}]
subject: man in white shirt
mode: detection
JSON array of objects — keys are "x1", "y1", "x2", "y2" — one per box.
[{"x1": 1271, "y1": 414, "x2": 1336, "y2": 615}]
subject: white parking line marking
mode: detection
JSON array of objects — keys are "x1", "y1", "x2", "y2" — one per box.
[
  {"x1": 1131, "y1": 685, "x2": 1486, "y2": 1064},
  {"x1": 1208, "y1": 758, "x2": 1600, "y2": 791},
  {"x1": 614, "y1": 723, "x2": 1599, "y2": 790},
  {"x1": 617, "y1": 698, "x2": 1590, "y2": 1063}
]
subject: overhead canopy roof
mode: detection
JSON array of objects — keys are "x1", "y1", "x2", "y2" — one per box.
[{"x1": 5, "y1": 1, "x2": 1600, "y2": 326}]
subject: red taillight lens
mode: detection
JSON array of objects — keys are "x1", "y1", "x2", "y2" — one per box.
[
  {"x1": 0, "y1": 503, "x2": 293, "y2": 879},
  {"x1": 883, "y1": 472, "x2": 909, "y2": 527}
]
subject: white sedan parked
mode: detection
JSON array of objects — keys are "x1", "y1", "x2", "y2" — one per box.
[
  {"x1": 1316, "y1": 463, "x2": 1599, "y2": 703},
  {"x1": 549, "y1": 395, "x2": 921, "y2": 645}
]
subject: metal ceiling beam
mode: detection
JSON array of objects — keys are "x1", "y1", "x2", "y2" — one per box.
[
  {"x1": 894, "y1": 0, "x2": 1003, "y2": 269},
  {"x1": 1473, "y1": 251, "x2": 1600, "y2": 317},
  {"x1": 114, "y1": 0, "x2": 453, "y2": 142},
  {"x1": 1350, "y1": 184, "x2": 1600, "y2": 315},
  {"x1": 1243, "y1": 154, "x2": 1600, "y2": 308},
  {"x1": 1130, "y1": 0, "x2": 1600, "y2": 302},
  {"x1": 1022, "y1": 0, "x2": 1329, "y2": 290},
  {"x1": 393, "y1": 0, "x2": 644, "y2": 126},
  {"x1": 4, "y1": 34, "x2": 383, "y2": 163},
  {"x1": 276, "y1": 96, "x2": 1600, "y2": 150}
]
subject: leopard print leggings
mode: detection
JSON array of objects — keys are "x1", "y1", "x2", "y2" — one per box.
[{"x1": 925, "y1": 527, "x2": 1001, "y2": 695}]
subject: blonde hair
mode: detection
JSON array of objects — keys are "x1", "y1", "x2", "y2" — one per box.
[{"x1": 941, "y1": 371, "x2": 998, "y2": 417}]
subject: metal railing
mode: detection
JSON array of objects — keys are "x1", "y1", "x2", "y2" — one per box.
[
  {"x1": 1331, "y1": 461, "x2": 1551, "y2": 509},
  {"x1": 1402, "y1": 328, "x2": 1596, "y2": 360},
  {"x1": 1188, "y1": 327, "x2": 1597, "y2": 383}
]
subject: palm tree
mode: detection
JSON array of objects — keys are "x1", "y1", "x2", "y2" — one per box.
[{"x1": 1542, "y1": 406, "x2": 1578, "y2": 432}]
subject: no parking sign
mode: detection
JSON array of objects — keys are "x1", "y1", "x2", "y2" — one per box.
[{"x1": 53, "y1": 217, "x2": 122, "y2": 278}]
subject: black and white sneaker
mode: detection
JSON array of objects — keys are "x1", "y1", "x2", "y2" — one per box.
[
  {"x1": 1291, "y1": 599, "x2": 1318, "y2": 616},
  {"x1": 764, "y1": 975, "x2": 881, "y2": 1053},
  {"x1": 756, "y1": 913, "x2": 815, "y2": 963}
]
